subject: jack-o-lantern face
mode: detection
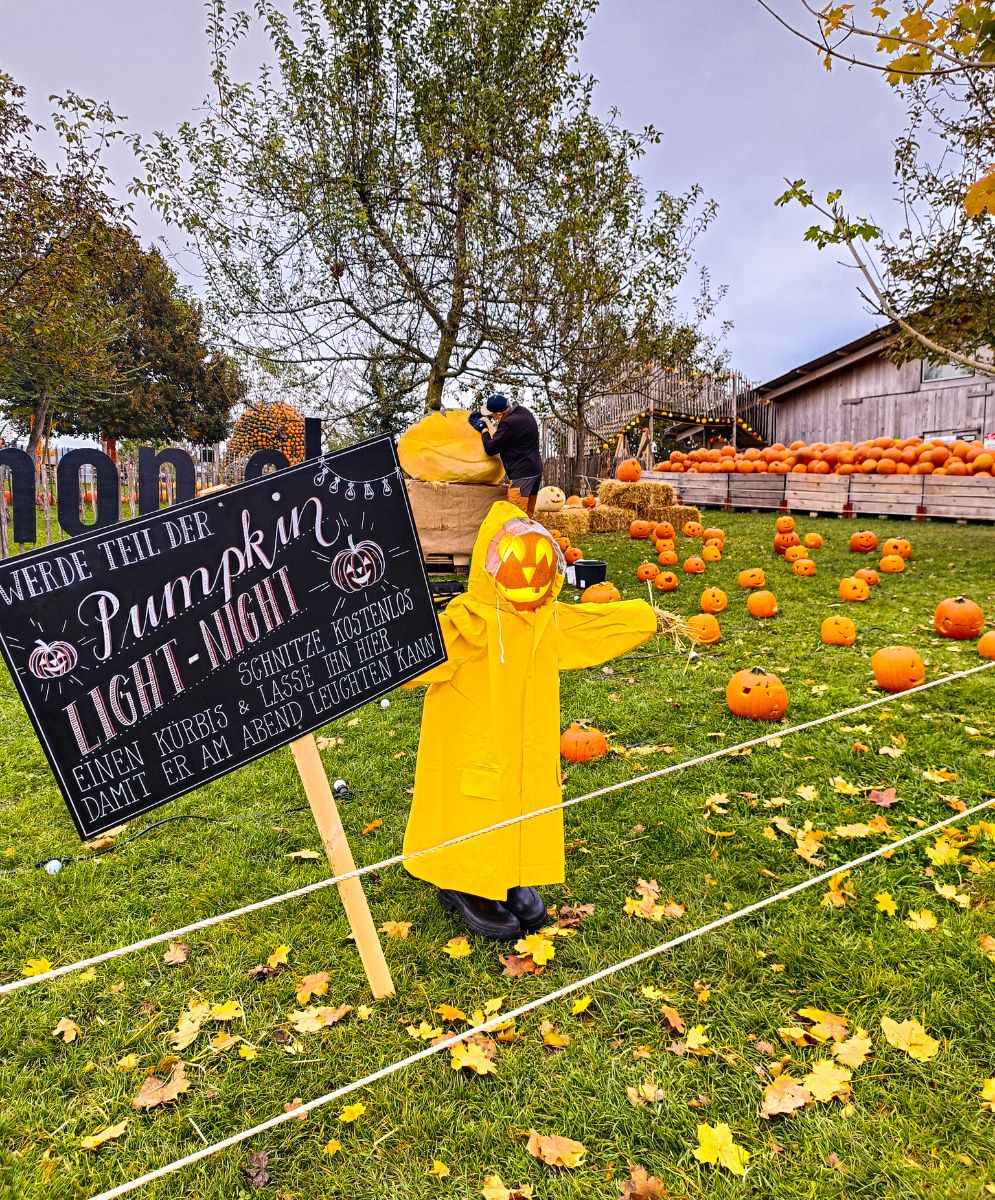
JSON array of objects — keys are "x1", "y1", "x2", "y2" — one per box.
[{"x1": 489, "y1": 523, "x2": 562, "y2": 611}]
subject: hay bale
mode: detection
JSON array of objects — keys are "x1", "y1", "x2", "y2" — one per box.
[
  {"x1": 659, "y1": 503, "x2": 702, "y2": 530},
  {"x1": 534, "y1": 508, "x2": 590, "y2": 537},
  {"x1": 597, "y1": 480, "x2": 675, "y2": 517},
  {"x1": 585, "y1": 504, "x2": 633, "y2": 534}
]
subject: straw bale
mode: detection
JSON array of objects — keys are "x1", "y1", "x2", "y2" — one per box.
[
  {"x1": 585, "y1": 505, "x2": 634, "y2": 534},
  {"x1": 534, "y1": 508, "x2": 590, "y2": 537},
  {"x1": 659, "y1": 503, "x2": 702, "y2": 530},
  {"x1": 597, "y1": 479, "x2": 675, "y2": 516}
]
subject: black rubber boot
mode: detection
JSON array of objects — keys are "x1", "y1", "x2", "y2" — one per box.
[
  {"x1": 437, "y1": 889, "x2": 522, "y2": 941},
  {"x1": 503, "y1": 886, "x2": 549, "y2": 933}
]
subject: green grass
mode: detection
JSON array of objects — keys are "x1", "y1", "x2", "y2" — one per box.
[{"x1": 1, "y1": 511, "x2": 994, "y2": 1200}]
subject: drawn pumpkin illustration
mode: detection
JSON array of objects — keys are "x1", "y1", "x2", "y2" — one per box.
[
  {"x1": 871, "y1": 646, "x2": 925, "y2": 693},
  {"x1": 490, "y1": 527, "x2": 561, "y2": 611},
  {"x1": 726, "y1": 667, "x2": 788, "y2": 720},
  {"x1": 330, "y1": 535, "x2": 387, "y2": 592},
  {"x1": 27, "y1": 639, "x2": 79, "y2": 680}
]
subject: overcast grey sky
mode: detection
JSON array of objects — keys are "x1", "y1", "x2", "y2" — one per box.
[{"x1": 1, "y1": 0, "x2": 907, "y2": 382}]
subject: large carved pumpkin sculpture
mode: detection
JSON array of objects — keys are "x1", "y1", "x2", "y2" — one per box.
[{"x1": 397, "y1": 410, "x2": 505, "y2": 484}]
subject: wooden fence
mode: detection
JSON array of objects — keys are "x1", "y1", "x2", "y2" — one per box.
[{"x1": 666, "y1": 472, "x2": 995, "y2": 522}]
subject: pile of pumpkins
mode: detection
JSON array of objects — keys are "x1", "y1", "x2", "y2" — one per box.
[
  {"x1": 544, "y1": 525, "x2": 586, "y2": 567},
  {"x1": 535, "y1": 486, "x2": 598, "y2": 511},
  {"x1": 652, "y1": 436, "x2": 995, "y2": 478}
]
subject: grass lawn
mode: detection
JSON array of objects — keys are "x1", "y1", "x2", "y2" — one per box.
[{"x1": 1, "y1": 509, "x2": 994, "y2": 1200}]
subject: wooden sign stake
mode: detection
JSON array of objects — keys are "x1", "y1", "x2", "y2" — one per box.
[{"x1": 290, "y1": 734, "x2": 395, "y2": 999}]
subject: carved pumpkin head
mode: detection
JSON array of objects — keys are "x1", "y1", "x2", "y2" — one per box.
[
  {"x1": 934, "y1": 596, "x2": 984, "y2": 639},
  {"x1": 855, "y1": 567, "x2": 880, "y2": 587},
  {"x1": 821, "y1": 616, "x2": 856, "y2": 646},
  {"x1": 700, "y1": 587, "x2": 728, "y2": 614},
  {"x1": 792, "y1": 557, "x2": 817, "y2": 577},
  {"x1": 784, "y1": 544, "x2": 807, "y2": 564},
  {"x1": 882, "y1": 537, "x2": 912, "y2": 560},
  {"x1": 701, "y1": 544, "x2": 722, "y2": 562},
  {"x1": 629, "y1": 520, "x2": 654, "y2": 539},
  {"x1": 747, "y1": 590, "x2": 779, "y2": 619},
  {"x1": 683, "y1": 556, "x2": 706, "y2": 574},
  {"x1": 726, "y1": 667, "x2": 788, "y2": 721},
  {"x1": 654, "y1": 522, "x2": 675, "y2": 541},
  {"x1": 803, "y1": 532, "x2": 824, "y2": 549},
  {"x1": 683, "y1": 521, "x2": 703, "y2": 538},
  {"x1": 849, "y1": 530, "x2": 878, "y2": 553},
  {"x1": 879, "y1": 554, "x2": 905, "y2": 574},
  {"x1": 871, "y1": 646, "x2": 925, "y2": 692},
  {"x1": 657, "y1": 549, "x2": 679, "y2": 567},
  {"x1": 485, "y1": 516, "x2": 564, "y2": 612},
  {"x1": 737, "y1": 567, "x2": 766, "y2": 589},
  {"x1": 654, "y1": 571, "x2": 679, "y2": 593},
  {"x1": 773, "y1": 531, "x2": 801, "y2": 555},
  {"x1": 775, "y1": 515, "x2": 795, "y2": 534},
  {"x1": 636, "y1": 561, "x2": 660, "y2": 582},
  {"x1": 839, "y1": 576, "x2": 870, "y2": 602},
  {"x1": 535, "y1": 486, "x2": 566, "y2": 512},
  {"x1": 688, "y1": 613, "x2": 721, "y2": 645}
]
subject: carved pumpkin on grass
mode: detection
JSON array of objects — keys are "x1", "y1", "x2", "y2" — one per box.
[
  {"x1": 839, "y1": 576, "x2": 870, "y2": 602},
  {"x1": 803, "y1": 532, "x2": 824, "y2": 549},
  {"x1": 700, "y1": 587, "x2": 728, "y2": 614},
  {"x1": 934, "y1": 596, "x2": 985, "y2": 639},
  {"x1": 849, "y1": 530, "x2": 879, "y2": 553},
  {"x1": 855, "y1": 567, "x2": 880, "y2": 587},
  {"x1": 654, "y1": 522, "x2": 675, "y2": 541},
  {"x1": 654, "y1": 571, "x2": 679, "y2": 593},
  {"x1": 726, "y1": 667, "x2": 788, "y2": 720},
  {"x1": 773, "y1": 531, "x2": 801, "y2": 555},
  {"x1": 879, "y1": 554, "x2": 905, "y2": 574},
  {"x1": 978, "y1": 630, "x2": 995, "y2": 659},
  {"x1": 882, "y1": 537, "x2": 912, "y2": 560},
  {"x1": 560, "y1": 722, "x2": 609, "y2": 762},
  {"x1": 683, "y1": 556, "x2": 706, "y2": 575},
  {"x1": 701, "y1": 544, "x2": 722, "y2": 562},
  {"x1": 737, "y1": 567, "x2": 766, "y2": 589},
  {"x1": 564, "y1": 547, "x2": 583, "y2": 565},
  {"x1": 871, "y1": 646, "x2": 925, "y2": 692},
  {"x1": 688, "y1": 613, "x2": 722, "y2": 645},
  {"x1": 792, "y1": 557, "x2": 816, "y2": 577},
  {"x1": 581, "y1": 581, "x2": 622, "y2": 604},
  {"x1": 630, "y1": 519, "x2": 654, "y2": 539},
  {"x1": 821, "y1": 616, "x2": 856, "y2": 646},
  {"x1": 747, "y1": 590, "x2": 779, "y2": 619},
  {"x1": 775, "y1": 515, "x2": 795, "y2": 534},
  {"x1": 636, "y1": 562, "x2": 660, "y2": 583},
  {"x1": 784, "y1": 544, "x2": 807, "y2": 564},
  {"x1": 658, "y1": 549, "x2": 678, "y2": 567},
  {"x1": 683, "y1": 521, "x2": 703, "y2": 538}
]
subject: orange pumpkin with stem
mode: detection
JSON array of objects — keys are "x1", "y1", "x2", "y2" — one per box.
[
  {"x1": 871, "y1": 646, "x2": 925, "y2": 693},
  {"x1": 849, "y1": 530, "x2": 878, "y2": 553},
  {"x1": 654, "y1": 571, "x2": 679, "y2": 593},
  {"x1": 726, "y1": 667, "x2": 788, "y2": 720},
  {"x1": 821, "y1": 616, "x2": 856, "y2": 645},
  {"x1": 747, "y1": 590, "x2": 778, "y2": 619},
  {"x1": 629, "y1": 520, "x2": 654, "y2": 539},
  {"x1": 701, "y1": 544, "x2": 722, "y2": 562},
  {"x1": 581, "y1": 581, "x2": 621, "y2": 603},
  {"x1": 934, "y1": 596, "x2": 985, "y2": 639},
  {"x1": 658, "y1": 549, "x2": 678, "y2": 566},
  {"x1": 559, "y1": 723, "x2": 609, "y2": 762},
  {"x1": 654, "y1": 521, "x2": 675, "y2": 541},
  {"x1": 700, "y1": 586, "x2": 728, "y2": 614},
  {"x1": 855, "y1": 567, "x2": 880, "y2": 587},
  {"x1": 683, "y1": 521, "x2": 704, "y2": 538},
  {"x1": 738, "y1": 567, "x2": 765, "y2": 588},
  {"x1": 564, "y1": 547, "x2": 583, "y2": 565},
  {"x1": 773, "y1": 531, "x2": 801, "y2": 555},
  {"x1": 683, "y1": 556, "x2": 706, "y2": 574},
  {"x1": 803, "y1": 532, "x2": 824, "y2": 549},
  {"x1": 839, "y1": 577, "x2": 870, "y2": 602},
  {"x1": 688, "y1": 613, "x2": 721, "y2": 645},
  {"x1": 616, "y1": 459, "x2": 642, "y2": 482},
  {"x1": 882, "y1": 537, "x2": 912, "y2": 560},
  {"x1": 581, "y1": 495, "x2": 597, "y2": 508},
  {"x1": 636, "y1": 561, "x2": 660, "y2": 583},
  {"x1": 775, "y1": 515, "x2": 795, "y2": 533}
]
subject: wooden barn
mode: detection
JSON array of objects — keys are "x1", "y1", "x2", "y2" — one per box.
[{"x1": 759, "y1": 323, "x2": 995, "y2": 448}]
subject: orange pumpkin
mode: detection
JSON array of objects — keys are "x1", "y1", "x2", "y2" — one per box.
[
  {"x1": 821, "y1": 616, "x2": 856, "y2": 646},
  {"x1": 654, "y1": 571, "x2": 679, "y2": 593},
  {"x1": 726, "y1": 667, "x2": 788, "y2": 721},
  {"x1": 565, "y1": 495, "x2": 582, "y2": 507},
  {"x1": 792, "y1": 557, "x2": 816, "y2": 577},
  {"x1": 564, "y1": 547, "x2": 583, "y2": 565},
  {"x1": 559, "y1": 722, "x2": 609, "y2": 762},
  {"x1": 871, "y1": 646, "x2": 925, "y2": 693},
  {"x1": 934, "y1": 596, "x2": 985, "y2": 639},
  {"x1": 849, "y1": 530, "x2": 878, "y2": 553},
  {"x1": 658, "y1": 549, "x2": 679, "y2": 567},
  {"x1": 683, "y1": 521, "x2": 704, "y2": 538},
  {"x1": 803, "y1": 531, "x2": 824, "y2": 549},
  {"x1": 581, "y1": 581, "x2": 621, "y2": 604},
  {"x1": 747, "y1": 590, "x2": 778, "y2": 619},
  {"x1": 702, "y1": 527, "x2": 725, "y2": 542},
  {"x1": 701, "y1": 544, "x2": 722, "y2": 562},
  {"x1": 773, "y1": 531, "x2": 801, "y2": 555},
  {"x1": 978, "y1": 630, "x2": 995, "y2": 659},
  {"x1": 629, "y1": 520, "x2": 654, "y2": 539},
  {"x1": 784, "y1": 545, "x2": 807, "y2": 564},
  {"x1": 839, "y1": 577, "x2": 870, "y2": 602},
  {"x1": 700, "y1": 586, "x2": 728, "y2": 614},
  {"x1": 879, "y1": 554, "x2": 905, "y2": 574},
  {"x1": 654, "y1": 521, "x2": 675, "y2": 541},
  {"x1": 882, "y1": 537, "x2": 912, "y2": 560},
  {"x1": 855, "y1": 567, "x2": 880, "y2": 587},
  {"x1": 738, "y1": 567, "x2": 766, "y2": 589},
  {"x1": 493, "y1": 527, "x2": 560, "y2": 611},
  {"x1": 775, "y1": 515, "x2": 795, "y2": 533},
  {"x1": 581, "y1": 495, "x2": 598, "y2": 508},
  {"x1": 704, "y1": 536, "x2": 724, "y2": 550},
  {"x1": 556, "y1": 536, "x2": 570, "y2": 553},
  {"x1": 224, "y1": 399, "x2": 307, "y2": 478},
  {"x1": 688, "y1": 613, "x2": 722, "y2": 645},
  {"x1": 636, "y1": 561, "x2": 660, "y2": 582},
  {"x1": 683, "y1": 556, "x2": 706, "y2": 574},
  {"x1": 655, "y1": 538, "x2": 675, "y2": 553},
  {"x1": 616, "y1": 458, "x2": 642, "y2": 482}
]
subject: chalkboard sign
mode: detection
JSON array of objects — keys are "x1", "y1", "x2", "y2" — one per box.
[{"x1": 0, "y1": 437, "x2": 445, "y2": 839}]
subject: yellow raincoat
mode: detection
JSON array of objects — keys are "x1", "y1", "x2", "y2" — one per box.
[{"x1": 403, "y1": 501, "x2": 657, "y2": 899}]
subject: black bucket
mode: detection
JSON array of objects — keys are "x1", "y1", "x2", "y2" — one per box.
[{"x1": 572, "y1": 559, "x2": 607, "y2": 589}]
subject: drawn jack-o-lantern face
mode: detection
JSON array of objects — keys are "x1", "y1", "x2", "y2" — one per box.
[{"x1": 491, "y1": 526, "x2": 561, "y2": 611}]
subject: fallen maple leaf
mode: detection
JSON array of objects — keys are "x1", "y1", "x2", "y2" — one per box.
[
  {"x1": 692, "y1": 1122, "x2": 750, "y2": 1175},
  {"x1": 162, "y1": 942, "x2": 190, "y2": 967},
  {"x1": 168, "y1": 998, "x2": 211, "y2": 1050},
  {"x1": 435, "y1": 1003, "x2": 467, "y2": 1022},
  {"x1": 283, "y1": 1097, "x2": 308, "y2": 1120},
  {"x1": 324, "y1": 1138, "x2": 342, "y2": 1157},
  {"x1": 451, "y1": 1040, "x2": 498, "y2": 1076},
  {"x1": 500, "y1": 954, "x2": 540, "y2": 977},
  {"x1": 875, "y1": 891, "x2": 898, "y2": 916},
  {"x1": 830, "y1": 777, "x2": 862, "y2": 796},
  {"x1": 869, "y1": 788, "x2": 900, "y2": 808},
  {"x1": 626, "y1": 1078, "x2": 666, "y2": 1108},
  {"x1": 777, "y1": 1024, "x2": 810, "y2": 1048},
  {"x1": 981, "y1": 1079, "x2": 995, "y2": 1113},
  {"x1": 526, "y1": 1129, "x2": 586, "y2": 1168},
  {"x1": 571, "y1": 994, "x2": 592, "y2": 1016},
  {"x1": 802, "y1": 1059, "x2": 852, "y2": 1103},
  {"x1": 81, "y1": 1120, "x2": 128, "y2": 1151},
  {"x1": 115, "y1": 1053, "x2": 140, "y2": 1073},
  {"x1": 209, "y1": 999, "x2": 244, "y2": 1021},
  {"x1": 428, "y1": 1159, "x2": 451, "y2": 1177},
  {"x1": 52, "y1": 1017, "x2": 81, "y2": 1043},
  {"x1": 133, "y1": 1061, "x2": 190, "y2": 1110},
  {"x1": 880, "y1": 1016, "x2": 940, "y2": 1061},
  {"x1": 338, "y1": 1101, "x2": 366, "y2": 1123},
  {"x1": 685, "y1": 1025, "x2": 712, "y2": 1056},
  {"x1": 242, "y1": 1150, "x2": 270, "y2": 1190},
  {"x1": 443, "y1": 936, "x2": 473, "y2": 959},
  {"x1": 407, "y1": 1020, "x2": 443, "y2": 1041},
  {"x1": 923, "y1": 768, "x2": 958, "y2": 783},
  {"x1": 21, "y1": 958, "x2": 53, "y2": 978},
  {"x1": 289, "y1": 1004, "x2": 351, "y2": 1033},
  {"x1": 618, "y1": 1163, "x2": 669, "y2": 1198},
  {"x1": 379, "y1": 920, "x2": 413, "y2": 939},
  {"x1": 934, "y1": 882, "x2": 970, "y2": 909},
  {"x1": 208, "y1": 1032, "x2": 241, "y2": 1054},
  {"x1": 832, "y1": 1031, "x2": 872, "y2": 1068},
  {"x1": 540, "y1": 1019, "x2": 570, "y2": 1049},
  {"x1": 821, "y1": 871, "x2": 857, "y2": 908},
  {"x1": 661, "y1": 1005, "x2": 685, "y2": 1033},
  {"x1": 286, "y1": 848, "x2": 323, "y2": 860},
  {"x1": 481, "y1": 1174, "x2": 534, "y2": 1200},
  {"x1": 295, "y1": 971, "x2": 330, "y2": 1005},
  {"x1": 797, "y1": 1007, "x2": 848, "y2": 1043},
  {"x1": 905, "y1": 909, "x2": 938, "y2": 931},
  {"x1": 266, "y1": 944, "x2": 290, "y2": 970},
  {"x1": 514, "y1": 934, "x2": 555, "y2": 965},
  {"x1": 760, "y1": 1073, "x2": 811, "y2": 1119}
]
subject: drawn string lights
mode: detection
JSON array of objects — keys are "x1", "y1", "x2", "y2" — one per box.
[{"x1": 314, "y1": 460, "x2": 399, "y2": 501}]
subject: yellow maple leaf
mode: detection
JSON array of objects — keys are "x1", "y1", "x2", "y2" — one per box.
[
  {"x1": 525, "y1": 1128, "x2": 586, "y2": 1168},
  {"x1": 238, "y1": 1045, "x2": 258, "y2": 1061},
  {"x1": 798, "y1": 1007, "x2": 848, "y2": 1042},
  {"x1": 209, "y1": 999, "x2": 244, "y2": 1021},
  {"x1": 834, "y1": 822, "x2": 876, "y2": 838},
  {"x1": 443, "y1": 936, "x2": 473, "y2": 959},
  {"x1": 356, "y1": 1005, "x2": 373, "y2": 1020},
  {"x1": 760, "y1": 1073, "x2": 811, "y2": 1119},
  {"x1": 966, "y1": 167, "x2": 995, "y2": 217},
  {"x1": 640, "y1": 985, "x2": 668, "y2": 1001},
  {"x1": 692, "y1": 1122, "x2": 750, "y2": 1175},
  {"x1": 626, "y1": 1078, "x2": 667, "y2": 1108},
  {"x1": 52, "y1": 1017, "x2": 81, "y2": 1043},
  {"x1": 407, "y1": 1020, "x2": 443, "y2": 1042},
  {"x1": 435, "y1": 1003, "x2": 467, "y2": 1022},
  {"x1": 925, "y1": 836, "x2": 961, "y2": 866},
  {"x1": 540, "y1": 1019, "x2": 570, "y2": 1048},
  {"x1": 379, "y1": 920, "x2": 413, "y2": 939},
  {"x1": 981, "y1": 1079, "x2": 995, "y2": 1112},
  {"x1": 685, "y1": 1024, "x2": 712, "y2": 1056},
  {"x1": 778, "y1": 1025, "x2": 810, "y2": 1048},
  {"x1": 795, "y1": 784, "x2": 819, "y2": 802},
  {"x1": 81, "y1": 1120, "x2": 128, "y2": 1151},
  {"x1": 832, "y1": 1030, "x2": 872, "y2": 1068},
  {"x1": 21, "y1": 958, "x2": 53, "y2": 978},
  {"x1": 875, "y1": 891, "x2": 898, "y2": 916},
  {"x1": 570, "y1": 994, "x2": 592, "y2": 1015},
  {"x1": 821, "y1": 871, "x2": 857, "y2": 908},
  {"x1": 115, "y1": 1053, "x2": 140, "y2": 1073},
  {"x1": 428, "y1": 1159, "x2": 451, "y2": 1177},
  {"x1": 905, "y1": 909, "x2": 938, "y2": 931},
  {"x1": 803, "y1": 1058, "x2": 852, "y2": 1103},
  {"x1": 451, "y1": 1040, "x2": 498, "y2": 1076},
  {"x1": 933, "y1": 882, "x2": 970, "y2": 909},
  {"x1": 830, "y1": 777, "x2": 862, "y2": 796},
  {"x1": 880, "y1": 1016, "x2": 940, "y2": 1061},
  {"x1": 515, "y1": 934, "x2": 555, "y2": 965},
  {"x1": 295, "y1": 971, "x2": 330, "y2": 1005},
  {"x1": 338, "y1": 1101, "x2": 366, "y2": 1123},
  {"x1": 923, "y1": 768, "x2": 958, "y2": 783},
  {"x1": 324, "y1": 1138, "x2": 342, "y2": 1157},
  {"x1": 266, "y1": 944, "x2": 290, "y2": 969}
]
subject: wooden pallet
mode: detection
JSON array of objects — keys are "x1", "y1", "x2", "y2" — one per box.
[
  {"x1": 923, "y1": 476, "x2": 995, "y2": 520},
  {"x1": 783, "y1": 476, "x2": 850, "y2": 516},
  {"x1": 848, "y1": 474, "x2": 924, "y2": 518},
  {"x1": 727, "y1": 476, "x2": 786, "y2": 512}
]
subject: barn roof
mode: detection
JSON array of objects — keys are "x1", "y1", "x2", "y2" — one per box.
[{"x1": 758, "y1": 321, "x2": 897, "y2": 402}]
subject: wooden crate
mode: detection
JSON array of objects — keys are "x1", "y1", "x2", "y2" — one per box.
[
  {"x1": 784, "y1": 476, "x2": 850, "y2": 516},
  {"x1": 923, "y1": 476, "x2": 995, "y2": 520},
  {"x1": 672, "y1": 476, "x2": 728, "y2": 509},
  {"x1": 727, "y1": 476, "x2": 786, "y2": 512},
  {"x1": 848, "y1": 474, "x2": 924, "y2": 518}
]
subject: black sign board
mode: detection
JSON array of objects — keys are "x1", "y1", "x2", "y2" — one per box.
[{"x1": 0, "y1": 437, "x2": 445, "y2": 839}]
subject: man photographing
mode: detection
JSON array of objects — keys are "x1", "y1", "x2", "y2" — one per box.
[{"x1": 468, "y1": 394, "x2": 543, "y2": 517}]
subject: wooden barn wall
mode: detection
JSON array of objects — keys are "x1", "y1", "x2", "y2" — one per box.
[{"x1": 772, "y1": 356, "x2": 995, "y2": 445}]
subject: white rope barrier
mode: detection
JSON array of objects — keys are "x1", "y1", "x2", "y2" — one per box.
[
  {"x1": 4, "y1": 657, "x2": 993, "y2": 999},
  {"x1": 89, "y1": 790, "x2": 995, "y2": 1200}
]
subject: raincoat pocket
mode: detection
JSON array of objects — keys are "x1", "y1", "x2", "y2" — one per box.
[{"x1": 461, "y1": 767, "x2": 502, "y2": 801}]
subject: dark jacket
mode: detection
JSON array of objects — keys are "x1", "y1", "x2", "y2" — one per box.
[{"x1": 480, "y1": 405, "x2": 542, "y2": 480}]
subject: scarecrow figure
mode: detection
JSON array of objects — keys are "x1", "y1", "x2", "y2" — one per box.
[{"x1": 403, "y1": 501, "x2": 659, "y2": 940}]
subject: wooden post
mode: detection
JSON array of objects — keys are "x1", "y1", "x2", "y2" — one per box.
[{"x1": 290, "y1": 734, "x2": 395, "y2": 999}]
